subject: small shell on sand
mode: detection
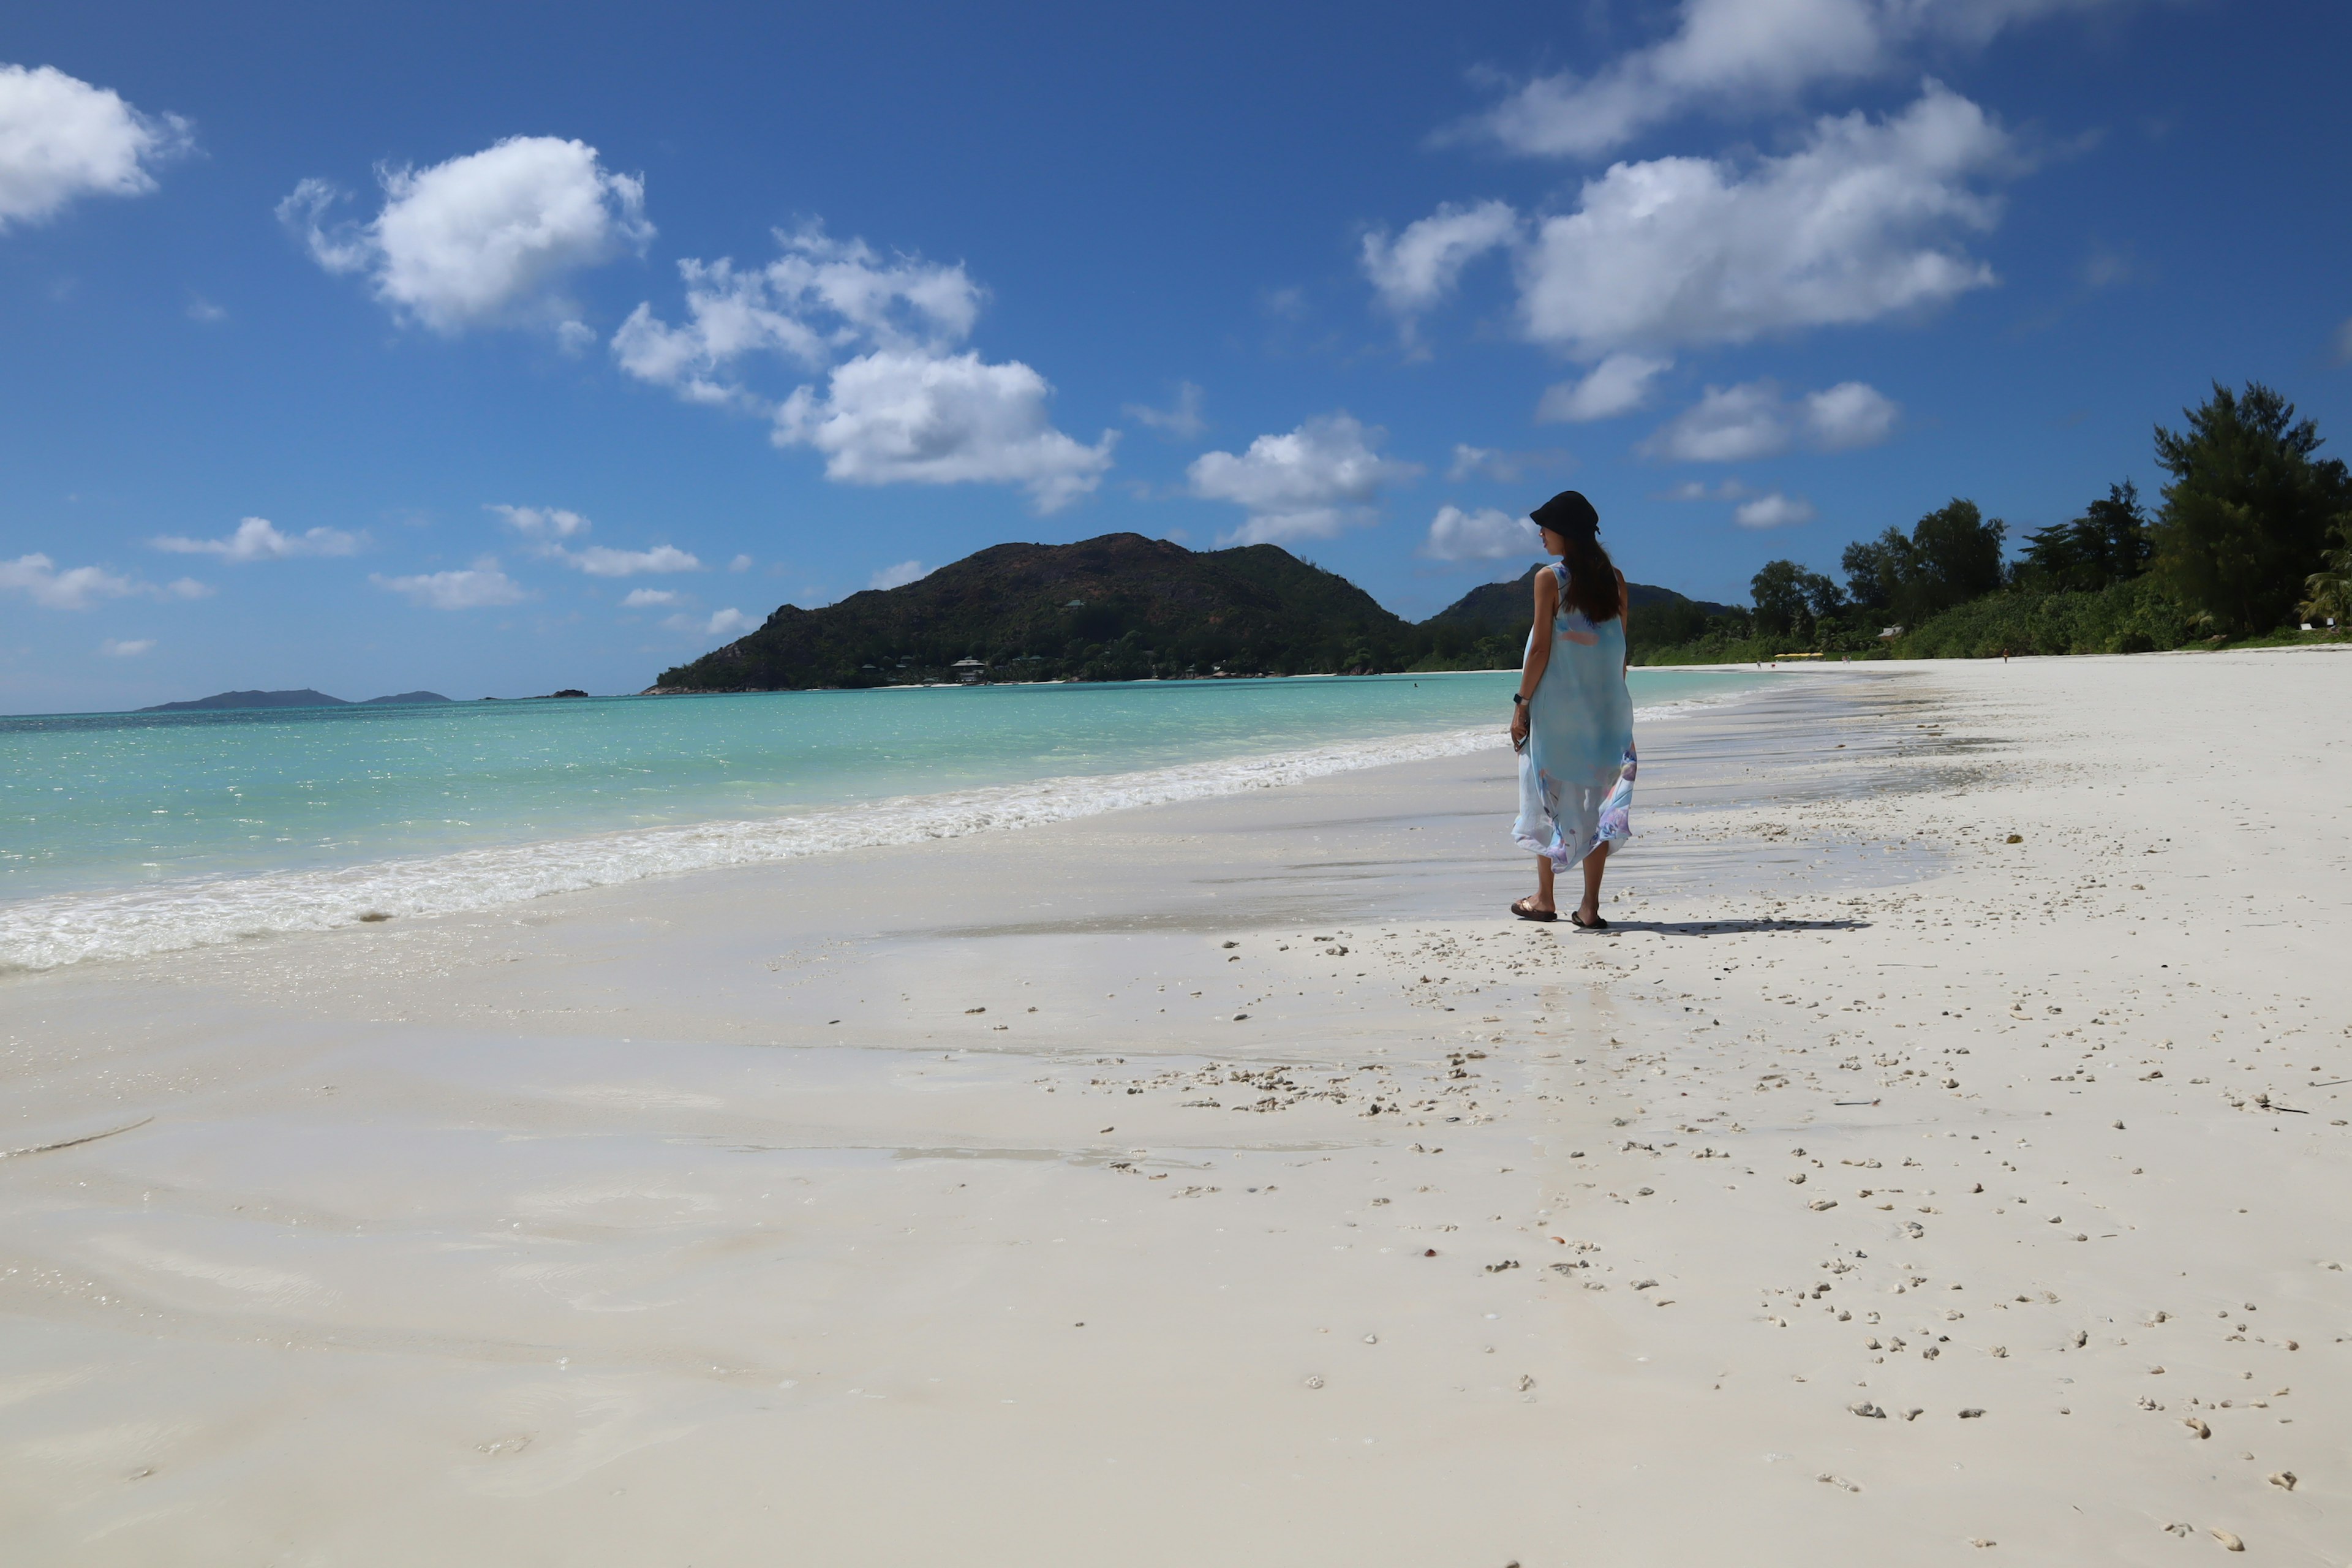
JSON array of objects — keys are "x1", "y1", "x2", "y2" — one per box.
[
  {"x1": 1809, "y1": 1199, "x2": 1838, "y2": 1211},
  {"x1": 2266, "y1": 1471, "x2": 2295, "y2": 1491},
  {"x1": 2210, "y1": 1529, "x2": 2244, "y2": 1551},
  {"x1": 2184, "y1": 1417, "x2": 2211, "y2": 1438}
]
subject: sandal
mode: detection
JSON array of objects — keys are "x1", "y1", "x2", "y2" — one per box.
[
  {"x1": 1568, "y1": 910, "x2": 1609, "y2": 930},
  {"x1": 1510, "y1": 897, "x2": 1556, "y2": 922}
]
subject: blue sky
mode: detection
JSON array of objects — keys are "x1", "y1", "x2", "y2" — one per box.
[{"x1": 4, "y1": 0, "x2": 2348, "y2": 710}]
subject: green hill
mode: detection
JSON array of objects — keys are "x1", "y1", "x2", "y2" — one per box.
[
  {"x1": 652, "y1": 533, "x2": 1422, "y2": 690},
  {"x1": 1417, "y1": 567, "x2": 1744, "y2": 668},
  {"x1": 649, "y1": 535, "x2": 1747, "y2": 690}
]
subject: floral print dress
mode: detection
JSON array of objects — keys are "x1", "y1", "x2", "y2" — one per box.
[{"x1": 1512, "y1": 563, "x2": 1637, "y2": 869}]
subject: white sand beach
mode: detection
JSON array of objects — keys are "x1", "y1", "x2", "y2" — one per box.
[{"x1": 2, "y1": 650, "x2": 2348, "y2": 1566}]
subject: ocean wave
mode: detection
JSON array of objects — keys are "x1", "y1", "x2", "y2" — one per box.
[
  {"x1": 0, "y1": 687, "x2": 1744, "y2": 972},
  {"x1": 0, "y1": 726, "x2": 1492, "y2": 971}
]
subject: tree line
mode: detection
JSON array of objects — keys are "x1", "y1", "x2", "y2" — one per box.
[{"x1": 1637, "y1": 381, "x2": 2352, "y2": 663}]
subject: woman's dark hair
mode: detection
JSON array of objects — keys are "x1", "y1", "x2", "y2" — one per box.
[{"x1": 1531, "y1": 490, "x2": 1620, "y2": 622}]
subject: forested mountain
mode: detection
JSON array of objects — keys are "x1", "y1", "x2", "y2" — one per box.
[
  {"x1": 650, "y1": 534, "x2": 1746, "y2": 691},
  {"x1": 653, "y1": 533, "x2": 1425, "y2": 689}
]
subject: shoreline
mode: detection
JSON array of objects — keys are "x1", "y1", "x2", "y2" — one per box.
[
  {"x1": 0, "y1": 672, "x2": 1768, "y2": 974},
  {"x1": 2, "y1": 654, "x2": 2346, "y2": 1564}
]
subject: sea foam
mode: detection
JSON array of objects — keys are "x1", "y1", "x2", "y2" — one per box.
[{"x1": 0, "y1": 687, "x2": 1744, "y2": 972}]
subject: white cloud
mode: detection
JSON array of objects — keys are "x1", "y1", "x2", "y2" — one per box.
[
  {"x1": 186, "y1": 295, "x2": 225, "y2": 323},
  {"x1": 701, "y1": 608, "x2": 755, "y2": 637},
  {"x1": 1456, "y1": 0, "x2": 2112, "y2": 159},
  {"x1": 1640, "y1": 382, "x2": 1793, "y2": 462},
  {"x1": 1513, "y1": 85, "x2": 2010, "y2": 358},
  {"x1": 1420, "y1": 505, "x2": 1537, "y2": 563},
  {"x1": 1536, "y1": 353, "x2": 1673, "y2": 423},
  {"x1": 1640, "y1": 378, "x2": 1901, "y2": 461},
  {"x1": 1360, "y1": 200, "x2": 1518, "y2": 330},
  {"x1": 1661, "y1": 478, "x2": 1753, "y2": 502},
  {"x1": 372, "y1": 558, "x2": 528, "y2": 609},
  {"x1": 1803, "y1": 380, "x2": 1901, "y2": 449},
  {"x1": 150, "y1": 516, "x2": 361, "y2": 561},
  {"x1": 869, "y1": 559, "x2": 929, "y2": 590},
  {"x1": 570, "y1": 544, "x2": 699, "y2": 577},
  {"x1": 280, "y1": 136, "x2": 650, "y2": 334},
  {"x1": 616, "y1": 222, "x2": 1110, "y2": 511},
  {"x1": 1735, "y1": 491, "x2": 1817, "y2": 528},
  {"x1": 612, "y1": 222, "x2": 980, "y2": 404},
  {"x1": 0, "y1": 552, "x2": 203, "y2": 609},
  {"x1": 727, "y1": 553, "x2": 753, "y2": 573},
  {"x1": 488, "y1": 503, "x2": 590, "y2": 541},
  {"x1": 1448, "y1": 444, "x2": 1502, "y2": 481},
  {"x1": 1124, "y1": 380, "x2": 1207, "y2": 440},
  {"x1": 1446, "y1": 444, "x2": 1570, "y2": 483},
  {"x1": 621, "y1": 587, "x2": 679, "y2": 608},
  {"x1": 488, "y1": 504, "x2": 699, "y2": 575},
  {"x1": 0, "y1": 64, "x2": 191, "y2": 230},
  {"x1": 775, "y1": 349, "x2": 1115, "y2": 513},
  {"x1": 1188, "y1": 413, "x2": 1422, "y2": 547},
  {"x1": 100, "y1": 637, "x2": 154, "y2": 657}
]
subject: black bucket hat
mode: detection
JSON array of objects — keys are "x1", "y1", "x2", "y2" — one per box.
[{"x1": 1529, "y1": 489, "x2": 1600, "y2": 540}]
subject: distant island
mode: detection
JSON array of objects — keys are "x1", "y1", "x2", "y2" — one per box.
[
  {"x1": 650, "y1": 532, "x2": 1728, "y2": 691},
  {"x1": 138, "y1": 688, "x2": 453, "y2": 713}
]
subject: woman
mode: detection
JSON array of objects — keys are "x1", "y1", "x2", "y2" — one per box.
[{"x1": 1507, "y1": 490, "x2": 1635, "y2": 929}]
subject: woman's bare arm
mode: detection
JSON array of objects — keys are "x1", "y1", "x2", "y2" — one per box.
[
  {"x1": 1616, "y1": 568, "x2": 1630, "y2": 676},
  {"x1": 1510, "y1": 568, "x2": 1558, "y2": 747}
]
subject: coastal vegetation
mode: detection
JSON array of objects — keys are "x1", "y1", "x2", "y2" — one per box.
[
  {"x1": 1630, "y1": 381, "x2": 2352, "y2": 663},
  {"x1": 652, "y1": 381, "x2": 2350, "y2": 690}
]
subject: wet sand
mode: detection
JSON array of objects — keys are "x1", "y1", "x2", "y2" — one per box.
[{"x1": 2, "y1": 650, "x2": 2347, "y2": 1564}]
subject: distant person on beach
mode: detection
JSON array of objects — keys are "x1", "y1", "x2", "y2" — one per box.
[{"x1": 1508, "y1": 491, "x2": 1635, "y2": 929}]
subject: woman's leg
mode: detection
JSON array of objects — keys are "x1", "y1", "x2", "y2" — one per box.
[
  {"x1": 1578, "y1": 840, "x2": 1610, "y2": 922},
  {"x1": 1533, "y1": 855, "x2": 1556, "y2": 914}
]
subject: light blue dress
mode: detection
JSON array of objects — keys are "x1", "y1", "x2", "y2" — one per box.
[{"x1": 1513, "y1": 563, "x2": 1637, "y2": 869}]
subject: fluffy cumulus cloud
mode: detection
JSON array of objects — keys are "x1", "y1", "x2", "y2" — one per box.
[
  {"x1": 1735, "y1": 492, "x2": 1818, "y2": 528},
  {"x1": 280, "y1": 137, "x2": 650, "y2": 335},
  {"x1": 620, "y1": 587, "x2": 680, "y2": 608},
  {"x1": 700, "y1": 608, "x2": 755, "y2": 637},
  {"x1": 616, "y1": 222, "x2": 1110, "y2": 511},
  {"x1": 1420, "y1": 504, "x2": 1536, "y2": 563},
  {"x1": 1360, "y1": 200, "x2": 1518, "y2": 334},
  {"x1": 1457, "y1": 0, "x2": 2113, "y2": 159},
  {"x1": 775, "y1": 350, "x2": 1114, "y2": 513},
  {"x1": 1370, "y1": 86, "x2": 2012, "y2": 361},
  {"x1": 0, "y1": 63, "x2": 191, "y2": 230},
  {"x1": 570, "y1": 543, "x2": 699, "y2": 577},
  {"x1": 1640, "y1": 379, "x2": 1899, "y2": 461},
  {"x1": 1188, "y1": 414, "x2": 1421, "y2": 547},
  {"x1": 1536, "y1": 353, "x2": 1673, "y2": 423},
  {"x1": 1516, "y1": 85, "x2": 2011, "y2": 358},
  {"x1": 0, "y1": 553, "x2": 205, "y2": 609},
  {"x1": 489, "y1": 503, "x2": 699, "y2": 576},
  {"x1": 149, "y1": 516, "x2": 361, "y2": 561},
  {"x1": 488, "y1": 504, "x2": 590, "y2": 542},
  {"x1": 869, "y1": 559, "x2": 929, "y2": 590},
  {"x1": 611, "y1": 222, "x2": 980, "y2": 403},
  {"x1": 371, "y1": 559, "x2": 528, "y2": 610}
]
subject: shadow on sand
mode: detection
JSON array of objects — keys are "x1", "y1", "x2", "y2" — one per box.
[{"x1": 1561, "y1": 918, "x2": 1870, "y2": 937}]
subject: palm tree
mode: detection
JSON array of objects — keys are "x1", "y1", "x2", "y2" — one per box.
[{"x1": 2302, "y1": 516, "x2": 2352, "y2": 628}]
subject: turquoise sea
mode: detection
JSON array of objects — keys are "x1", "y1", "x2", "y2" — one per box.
[{"x1": 0, "y1": 669, "x2": 1766, "y2": 970}]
